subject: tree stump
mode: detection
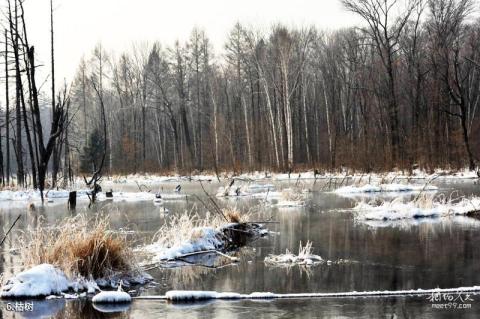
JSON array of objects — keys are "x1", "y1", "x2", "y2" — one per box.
[{"x1": 68, "y1": 191, "x2": 77, "y2": 210}]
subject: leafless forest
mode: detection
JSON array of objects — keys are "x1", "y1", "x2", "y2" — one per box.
[{"x1": 1, "y1": 0, "x2": 480, "y2": 189}]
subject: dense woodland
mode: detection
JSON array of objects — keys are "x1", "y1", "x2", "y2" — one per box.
[{"x1": 1, "y1": 0, "x2": 480, "y2": 189}]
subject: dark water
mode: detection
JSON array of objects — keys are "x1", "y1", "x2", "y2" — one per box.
[{"x1": 1, "y1": 179, "x2": 480, "y2": 318}]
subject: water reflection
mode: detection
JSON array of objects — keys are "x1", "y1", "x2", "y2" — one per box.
[{"x1": 1, "y1": 179, "x2": 480, "y2": 318}]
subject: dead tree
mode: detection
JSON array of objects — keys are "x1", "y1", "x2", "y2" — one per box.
[
  {"x1": 84, "y1": 79, "x2": 107, "y2": 204},
  {"x1": 27, "y1": 46, "x2": 67, "y2": 202},
  {"x1": 8, "y1": 0, "x2": 24, "y2": 186}
]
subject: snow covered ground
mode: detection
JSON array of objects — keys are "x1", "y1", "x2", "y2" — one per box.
[
  {"x1": 0, "y1": 189, "x2": 190, "y2": 209},
  {"x1": 97, "y1": 168, "x2": 479, "y2": 187}
]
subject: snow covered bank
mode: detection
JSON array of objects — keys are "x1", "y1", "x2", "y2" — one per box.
[
  {"x1": 135, "y1": 286, "x2": 480, "y2": 302},
  {"x1": 0, "y1": 188, "x2": 182, "y2": 208},
  {"x1": 335, "y1": 183, "x2": 438, "y2": 194},
  {"x1": 354, "y1": 196, "x2": 480, "y2": 221},
  {"x1": 99, "y1": 168, "x2": 479, "y2": 188},
  {"x1": 105, "y1": 174, "x2": 216, "y2": 186},
  {"x1": 0, "y1": 263, "x2": 151, "y2": 299}
]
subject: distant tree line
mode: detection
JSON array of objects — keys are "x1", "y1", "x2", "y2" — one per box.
[{"x1": 1, "y1": 0, "x2": 480, "y2": 189}]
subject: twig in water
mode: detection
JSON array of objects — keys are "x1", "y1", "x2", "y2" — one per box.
[
  {"x1": 198, "y1": 181, "x2": 228, "y2": 222},
  {"x1": 413, "y1": 175, "x2": 440, "y2": 202},
  {"x1": 295, "y1": 174, "x2": 301, "y2": 187},
  {"x1": 0, "y1": 215, "x2": 21, "y2": 247},
  {"x1": 135, "y1": 181, "x2": 151, "y2": 193}
]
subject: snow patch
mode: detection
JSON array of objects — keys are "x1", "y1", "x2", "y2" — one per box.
[
  {"x1": 0, "y1": 264, "x2": 69, "y2": 298},
  {"x1": 335, "y1": 183, "x2": 438, "y2": 194},
  {"x1": 354, "y1": 197, "x2": 480, "y2": 221}
]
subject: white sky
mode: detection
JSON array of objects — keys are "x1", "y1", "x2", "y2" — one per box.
[{"x1": 23, "y1": 0, "x2": 361, "y2": 84}]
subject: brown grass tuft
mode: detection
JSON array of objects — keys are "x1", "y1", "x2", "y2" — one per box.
[
  {"x1": 18, "y1": 214, "x2": 136, "y2": 279},
  {"x1": 223, "y1": 207, "x2": 242, "y2": 223}
]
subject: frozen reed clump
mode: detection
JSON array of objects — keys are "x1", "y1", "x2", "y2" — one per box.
[
  {"x1": 143, "y1": 207, "x2": 266, "y2": 263},
  {"x1": 265, "y1": 241, "x2": 323, "y2": 266},
  {"x1": 1, "y1": 214, "x2": 151, "y2": 298},
  {"x1": 16, "y1": 214, "x2": 141, "y2": 281}
]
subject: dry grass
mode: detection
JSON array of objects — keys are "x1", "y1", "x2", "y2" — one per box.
[
  {"x1": 222, "y1": 206, "x2": 251, "y2": 223},
  {"x1": 152, "y1": 210, "x2": 222, "y2": 249},
  {"x1": 17, "y1": 214, "x2": 136, "y2": 279},
  {"x1": 281, "y1": 188, "x2": 305, "y2": 201}
]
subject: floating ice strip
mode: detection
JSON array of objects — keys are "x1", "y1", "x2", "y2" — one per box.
[{"x1": 134, "y1": 286, "x2": 480, "y2": 301}]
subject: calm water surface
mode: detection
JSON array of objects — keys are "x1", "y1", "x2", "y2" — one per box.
[{"x1": 1, "y1": 179, "x2": 480, "y2": 318}]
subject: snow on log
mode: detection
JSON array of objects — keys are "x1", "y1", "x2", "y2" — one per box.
[
  {"x1": 92, "y1": 290, "x2": 132, "y2": 303},
  {"x1": 136, "y1": 286, "x2": 480, "y2": 302}
]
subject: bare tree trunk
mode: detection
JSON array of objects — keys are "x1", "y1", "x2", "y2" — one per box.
[
  {"x1": 241, "y1": 95, "x2": 253, "y2": 168},
  {"x1": 322, "y1": 75, "x2": 334, "y2": 168},
  {"x1": 5, "y1": 30, "x2": 10, "y2": 185},
  {"x1": 211, "y1": 87, "x2": 219, "y2": 175},
  {"x1": 261, "y1": 76, "x2": 280, "y2": 168},
  {"x1": 11, "y1": 0, "x2": 24, "y2": 187},
  {"x1": 302, "y1": 75, "x2": 311, "y2": 163}
]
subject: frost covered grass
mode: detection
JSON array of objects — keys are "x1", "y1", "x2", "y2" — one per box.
[
  {"x1": 354, "y1": 193, "x2": 480, "y2": 221},
  {"x1": 149, "y1": 211, "x2": 225, "y2": 255},
  {"x1": 265, "y1": 241, "x2": 323, "y2": 266},
  {"x1": 17, "y1": 214, "x2": 138, "y2": 280},
  {"x1": 150, "y1": 207, "x2": 251, "y2": 252},
  {"x1": 1, "y1": 214, "x2": 151, "y2": 298}
]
